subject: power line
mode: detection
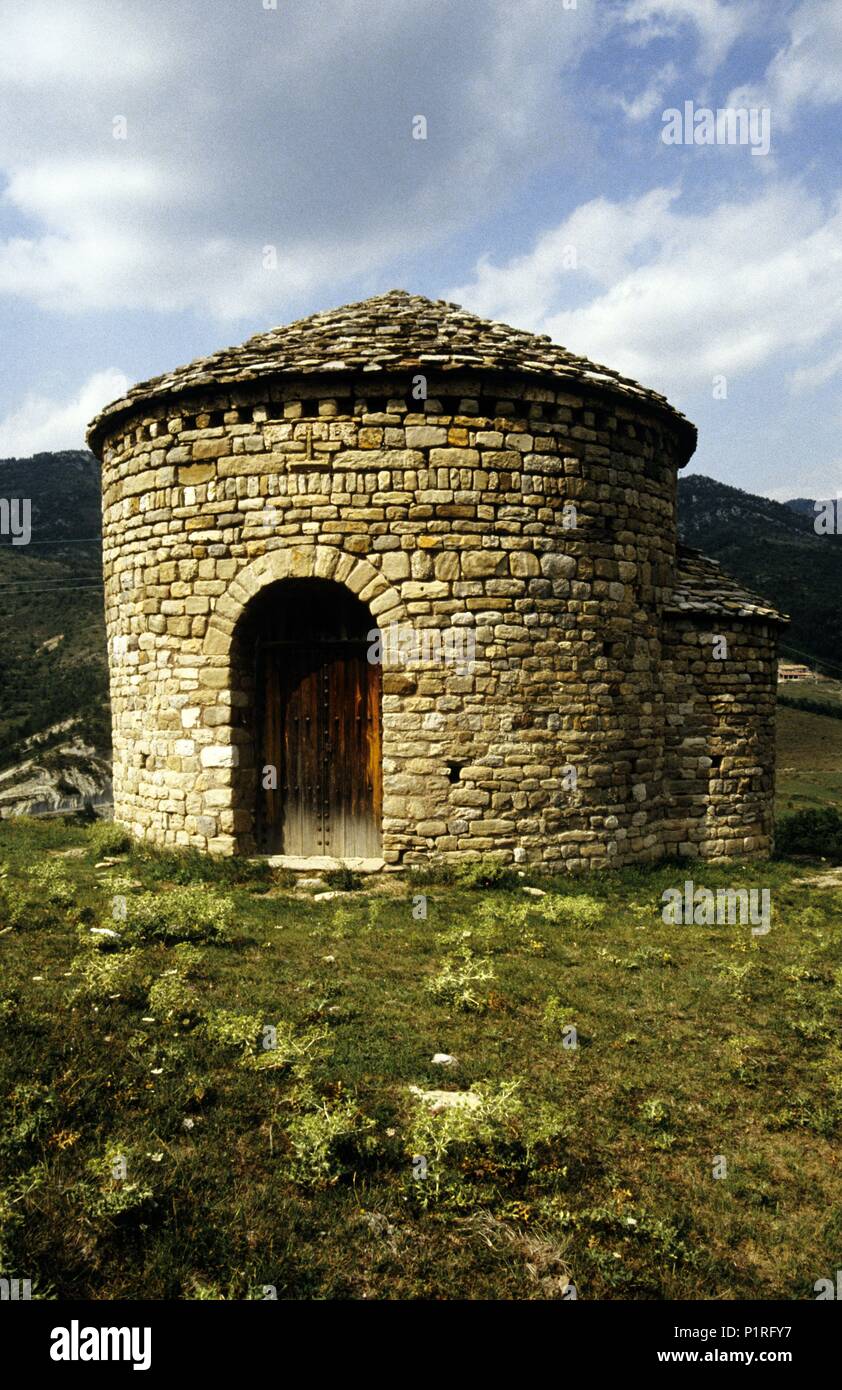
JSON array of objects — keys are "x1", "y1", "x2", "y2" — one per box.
[
  {"x1": 0, "y1": 536, "x2": 101, "y2": 548},
  {"x1": 0, "y1": 583, "x2": 104, "y2": 597},
  {"x1": 0, "y1": 580, "x2": 101, "y2": 591},
  {"x1": 0, "y1": 572, "x2": 101, "y2": 584},
  {"x1": 779, "y1": 640, "x2": 842, "y2": 678}
]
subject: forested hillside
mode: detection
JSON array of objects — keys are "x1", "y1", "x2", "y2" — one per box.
[
  {"x1": 677, "y1": 473, "x2": 842, "y2": 676},
  {"x1": 0, "y1": 450, "x2": 109, "y2": 806}
]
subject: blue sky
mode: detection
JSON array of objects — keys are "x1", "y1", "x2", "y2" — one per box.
[{"x1": 0, "y1": 0, "x2": 841, "y2": 500}]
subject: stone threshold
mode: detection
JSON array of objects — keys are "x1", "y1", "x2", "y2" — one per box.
[{"x1": 256, "y1": 855, "x2": 386, "y2": 874}]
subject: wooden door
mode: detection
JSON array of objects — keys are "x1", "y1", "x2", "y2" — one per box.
[
  {"x1": 255, "y1": 608, "x2": 382, "y2": 857},
  {"x1": 322, "y1": 642, "x2": 382, "y2": 857}
]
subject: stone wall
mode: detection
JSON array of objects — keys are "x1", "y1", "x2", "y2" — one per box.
[
  {"x1": 661, "y1": 617, "x2": 778, "y2": 860},
  {"x1": 99, "y1": 368, "x2": 720, "y2": 867}
]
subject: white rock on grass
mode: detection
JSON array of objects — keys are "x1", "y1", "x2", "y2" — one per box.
[
  {"x1": 408, "y1": 1086, "x2": 480, "y2": 1112},
  {"x1": 431, "y1": 1053, "x2": 457, "y2": 1067}
]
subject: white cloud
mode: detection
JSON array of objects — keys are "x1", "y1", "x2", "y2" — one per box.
[
  {"x1": 767, "y1": 471, "x2": 842, "y2": 504},
  {"x1": 450, "y1": 183, "x2": 842, "y2": 398},
  {"x1": 0, "y1": 0, "x2": 771, "y2": 324},
  {"x1": 0, "y1": 1, "x2": 161, "y2": 86},
  {"x1": 0, "y1": 0, "x2": 599, "y2": 319},
  {"x1": 5, "y1": 160, "x2": 178, "y2": 228},
  {"x1": 728, "y1": 0, "x2": 842, "y2": 124},
  {"x1": 449, "y1": 188, "x2": 679, "y2": 328},
  {"x1": 619, "y1": 63, "x2": 680, "y2": 121},
  {"x1": 0, "y1": 369, "x2": 128, "y2": 457},
  {"x1": 619, "y1": 0, "x2": 750, "y2": 74},
  {"x1": 789, "y1": 346, "x2": 842, "y2": 395}
]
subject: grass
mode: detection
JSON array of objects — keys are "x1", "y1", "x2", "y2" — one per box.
[
  {"x1": 776, "y1": 699, "x2": 842, "y2": 813},
  {"x1": 1, "y1": 816, "x2": 841, "y2": 1300},
  {"x1": 779, "y1": 678, "x2": 842, "y2": 712}
]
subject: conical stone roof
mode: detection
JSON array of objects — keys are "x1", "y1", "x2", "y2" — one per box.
[
  {"x1": 669, "y1": 545, "x2": 788, "y2": 624},
  {"x1": 87, "y1": 289, "x2": 695, "y2": 453}
]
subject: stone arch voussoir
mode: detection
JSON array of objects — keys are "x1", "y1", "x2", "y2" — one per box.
[{"x1": 201, "y1": 544, "x2": 407, "y2": 661}]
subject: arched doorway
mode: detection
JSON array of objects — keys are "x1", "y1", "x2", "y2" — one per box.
[{"x1": 242, "y1": 579, "x2": 382, "y2": 857}]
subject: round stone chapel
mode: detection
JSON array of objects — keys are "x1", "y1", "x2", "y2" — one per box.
[{"x1": 87, "y1": 291, "x2": 785, "y2": 869}]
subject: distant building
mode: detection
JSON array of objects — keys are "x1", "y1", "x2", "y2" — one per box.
[{"x1": 778, "y1": 663, "x2": 816, "y2": 683}]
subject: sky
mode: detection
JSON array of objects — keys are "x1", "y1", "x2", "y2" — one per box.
[{"x1": 0, "y1": 0, "x2": 841, "y2": 500}]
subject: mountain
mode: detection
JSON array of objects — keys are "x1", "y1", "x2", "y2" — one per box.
[
  {"x1": 0, "y1": 449, "x2": 110, "y2": 812},
  {"x1": 784, "y1": 497, "x2": 822, "y2": 519},
  {"x1": 677, "y1": 473, "x2": 842, "y2": 675},
  {"x1": 783, "y1": 497, "x2": 841, "y2": 521}
]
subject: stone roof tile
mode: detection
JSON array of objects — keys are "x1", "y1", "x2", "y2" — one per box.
[
  {"x1": 86, "y1": 289, "x2": 696, "y2": 453},
  {"x1": 667, "y1": 545, "x2": 788, "y2": 624}
]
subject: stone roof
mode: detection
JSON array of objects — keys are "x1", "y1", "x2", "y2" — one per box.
[
  {"x1": 86, "y1": 289, "x2": 696, "y2": 453},
  {"x1": 667, "y1": 545, "x2": 788, "y2": 624}
]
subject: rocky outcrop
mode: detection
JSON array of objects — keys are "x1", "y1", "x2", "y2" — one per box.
[{"x1": 0, "y1": 737, "x2": 112, "y2": 818}]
